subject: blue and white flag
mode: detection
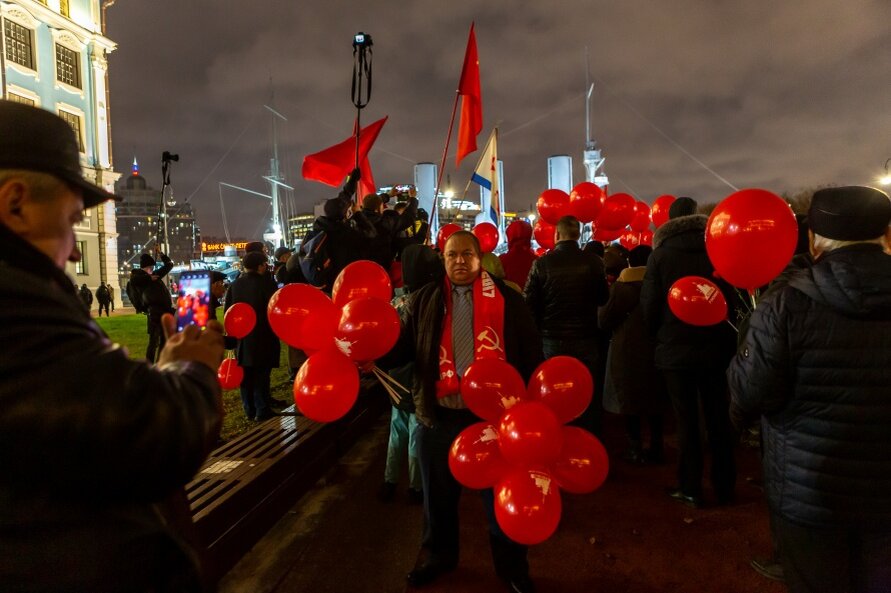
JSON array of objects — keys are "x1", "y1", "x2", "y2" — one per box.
[{"x1": 471, "y1": 129, "x2": 499, "y2": 224}]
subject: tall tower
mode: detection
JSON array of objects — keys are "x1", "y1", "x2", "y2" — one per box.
[{"x1": 583, "y1": 50, "x2": 609, "y2": 190}]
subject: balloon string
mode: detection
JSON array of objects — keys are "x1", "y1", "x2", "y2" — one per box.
[
  {"x1": 725, "y1": 319, "x2": 738, "y2": 333},
  {"x1": 371, "y1": 367, "x2": 403, "y2": 406},
  {"x1": 371, "y1": 364, "x2": 411, "y2": 394}
]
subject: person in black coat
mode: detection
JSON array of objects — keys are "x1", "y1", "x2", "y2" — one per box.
[
  {"x1": 639, "y1": 197, "x2": 738, "y2": 508},
  {"x1": 728, "y1": 186, "x2": 891, "y2": 593},
  {"x1": 130, "y1": 251, "x2": 174, "y2": 362},
  {"x1": 524, "y1": 215, "x2": 609, "y2": 435},
  {"x1": 384, "y1": 231, "x2": 542, "y2": 593},
  {"x1": 225, "y1": 251, "x2": 280, "y2": 421},
  {"x1": 350, "y1": 192, "x2": 419, "y2": 271},
  {"x1": 78, "y1": 283, "x2": 92, "y2": 311}
]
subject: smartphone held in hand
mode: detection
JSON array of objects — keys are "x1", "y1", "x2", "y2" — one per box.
[{"x1": 175, "y1": 271, "x2": 212, "y2": 332}]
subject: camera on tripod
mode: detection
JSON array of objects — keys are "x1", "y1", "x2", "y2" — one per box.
[{"x1": 353, "y1": 32, "x2": 373, "y2": 48}]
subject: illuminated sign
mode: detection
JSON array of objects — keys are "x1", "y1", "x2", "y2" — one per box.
[{"x1": 201, "y1": 241, "x2": 249, "y2": 252}]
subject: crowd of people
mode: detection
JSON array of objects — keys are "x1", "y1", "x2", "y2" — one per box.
[{"x1": 2, "y1": 99, "x2": 890, "y2": 593}]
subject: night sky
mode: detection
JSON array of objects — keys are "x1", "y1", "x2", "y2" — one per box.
[{"x1": 105, "y1": 0, "x2": 890, "y2": 239}]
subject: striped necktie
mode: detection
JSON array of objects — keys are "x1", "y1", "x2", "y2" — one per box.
[{"x1": 452, "y1": 285, "x2": 474, "y2": 377}]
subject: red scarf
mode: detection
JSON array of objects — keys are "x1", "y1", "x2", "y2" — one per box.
[{"x1": 436, "y1": 271, "x2": 505, "y2": 398}]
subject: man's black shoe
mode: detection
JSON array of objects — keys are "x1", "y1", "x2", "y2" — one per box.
[
  {"x1": 505, "y1": 574, "x2": 536, "y2": 593},
  {"x1": 666, "y1": 487, "x2": 703, "y2": 508},
  {"x1": 406, "y1": 559, "x2": 456, "y2": 587},
  {"x1": 751, "y1": 557, "x2": 785, "y2": 582}
]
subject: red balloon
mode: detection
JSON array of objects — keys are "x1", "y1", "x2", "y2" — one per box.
[
  {"x1": 224, "y1": 302, "x2": 256, "y2": 339},
  {"x1": 651, "y1": 195, "x2": 676, "y2": 228},
  {"x1": 536, "y1": 189, "x2": 570, "y2": 225},
  {"x1": 668, "y1": 276, "x2": 729, "y2": 326},
  {"x1": 534, "y1": 247, "x2": 548, "y2": 257},
  {"x1": 334, "y1": 297, "x2": 401, "y2": 363},
  {"x1": 267, "y1": 284, "x2": 339, "y2": 352},
  {"x1": 618, "y1": 230, "x2": 641, "y2": 251},
  {"x1": 473, "y1": 222, "x2": 499, "y2": 254},
  {"x1": 629, "y1": 201, "x2": 652, "y2": 232},
  {"x1": 533, "y1": 219, "x2": 556, "y2": 250},
  {"x1": 495, "y1": 469, "x2": 562, "y2": 545},
  {"x1": 217, "y1": 358, "x2": 244, "y2": 390},
  {"x1": 639, "y1": 229, "x2": 654, "y2": 246},
  {"x1": 498, "y1": 402, "x2": 563, "y2": 468},
  {"x1": 592, "y1": 224, "x2": 623, "y2": 243},
  {"x1": 705, "y1": 189, "x2": 798, "y2": 290},
  {"x1": 449, "y1": 422, "x2": 510, "y2": 489},
  {"x1": 552, "y1": 426, "x2": 609, "y2": 494},
  {"x1": 293, "y1": 348, "x2": 359, "y2": 422},
  {"x1": 568, "y1": 182, "x2": 605, "y2": 223},
  {"x1": 461, "y1": 359, "x2": 528, "y2": 422},
  {"x1": 332, "y1": 260, "x2": 393, "y2": 308},
  {"x1": 527, "y1": 356, "x2": 593, "y2": 423},
  {"x1": 436, "y1": 223, "x2": 463, "y2": 251},
  {"x1": 597, "y1": 193, "x2": 636, "y2": 230}
]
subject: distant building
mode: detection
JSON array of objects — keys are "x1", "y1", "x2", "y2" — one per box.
[
  {"x1": 115, "y1": 159, "x2": 199, "y2": 284},
  {"x1": 2, "y1": 0, "x2": 120, "y2": 303},
  {"x1": 287, "y1": 212, "x2": 315, "y2": 246}
]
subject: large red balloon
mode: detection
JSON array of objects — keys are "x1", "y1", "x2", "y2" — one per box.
[
  {"x1": 592, "y1": 224, "x2": 623, "y2": 243},
  {"x1": 449, "y1": 422, "x2": 510, "y2": 489},
  {"x1": 293, "y1": 348, "x2": 359, "y2": 422},
  {"x1": 224, "y1": 302, "x2": 256, "y2": 339},
  {"x1": 537, "y1": 189, "x2": 570, "y2": 225},
  {"x1": 668, "y1": 276, "x2": 728, "y2": 326},
  {"x1": 461, "y1": 359, "x2": 528, "y2": 422},
  {"x1": 473, "y1": 222, "x2": 499, "y2": 254},
  {"x1": 217, "y1": 358, "x2": 244, "y2": 390},
  {"x1": 534, "y1": 247, "x2": 548, "y2": 257},
  {"x1": 332, "y1": 260, "x2": 393, "y2": 308},
  {"x1": 552, "y1": 426, "x2": 609, "y2": 494},
  {"x1": 268, "y1": 284, "x2": 338, "y2": 352},
  {"x1": 706, "y1": 189, "x2": 798, "y2": 290},
  {"x1": 639, "y1": 229, "x2": 654, "y2": 246},
  {"x1": 334, "y1": 297, "x2": 401, "y2": 362},
  {"x1": 568, "y1": 182, "x2": 605, "y2": 223},
  {"x1": 498, "y1": 402, "x2": 563, "y2": 468},
  {"x1": 533, "y1": 219, "x2": 556, "y2": 250},
  {"x1": 629, "y1": 201, "x2": 652, "y2": 232},
  {"x1": 436, "y1": 223, "x2": 463, "y2": 251},
  {"x1": 527, "y1": 356, "x2": 593, "y2": 424},
  {"x1": 597, "y1": 193, "x2": 636, "y2": 230},
  {"x1": 618, "y1": 230, "x2": 641, "y2": 251},
  {"x1": 495, "y1": 469, "x2": 562, "y2": 545},
  {"x1": 651, "y1": 195, "x2": 676, "y2": 228}
]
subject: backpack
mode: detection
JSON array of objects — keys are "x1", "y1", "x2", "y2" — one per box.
[
  {"x1": 126, "y1": 280, "x2": 148, "y2": 314},
  {"x1": 299, "y1": 230, "x2": 334, "y2": 289}
]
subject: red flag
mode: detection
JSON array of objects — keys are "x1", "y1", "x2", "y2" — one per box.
[
  {"x1": 456, "y1": 23, "x2": 482, "y2": 167},
  {"x1": 302, "y1": 116, "x2": 388, "y2": 193}
]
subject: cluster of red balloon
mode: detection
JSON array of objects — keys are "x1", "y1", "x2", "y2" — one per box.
[
  {"x1": 436, "y1": 221, "x2": 500, "y2": 254},
  {"x1": 266, "y1": 261, "x2": 401, "y2": 422},
  {"x1": 535, "y1": 184, "x2": 660, "y2": 251},
  {"x1": 448, "y1": 356, "x2": 609, "y2": 545},
  {"x1": 668, "y1": 188, "x2": 798, "y2": 327},
  {"x1": 216, "y1": 303, "x2": 258, "y2": 389}
]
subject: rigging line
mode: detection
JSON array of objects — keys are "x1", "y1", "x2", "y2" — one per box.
[
  {"x1": 185, "y1": 111, "x2": 262, "y2": 203},
  {"x1": 589, "y1": 73, "x2": 739, "y2": 192},
  {"x1": 501, "y1": 91, "x2": 586, "y2": 138},
  {"x1": 248, "y1": 203, "x2": 272, "y2": 242},
  {"x1": 218, "y1": 184, "x2": 232, "y2": 244},
  {"x1": 608, "y1": 175, "x2": 641, "y2": 199}
]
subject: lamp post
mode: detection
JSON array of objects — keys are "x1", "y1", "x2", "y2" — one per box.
[{"x1": 880, "y1": 159, "x2": 891, "y2": 186}]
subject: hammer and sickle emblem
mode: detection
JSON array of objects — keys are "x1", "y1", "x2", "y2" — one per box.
[
  {"x1": 439, "y1": 345, "x2": 452, "y2": 366},
  {"x1": 476, "y1": 326, "x2": 503, "y2": 353}
]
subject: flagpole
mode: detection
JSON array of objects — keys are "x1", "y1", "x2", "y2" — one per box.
[{"x1": 429, "y1": 92, "x2": 461, "y2": 236}]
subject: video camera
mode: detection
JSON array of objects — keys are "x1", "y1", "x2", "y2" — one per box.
[{"x1": 353, "y1": 32, "x2": 373, "y2": 48}]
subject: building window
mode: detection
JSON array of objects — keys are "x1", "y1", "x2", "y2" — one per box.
[
  {"x1": 58, "y1": 110, "x2": 84, "y2": 152},
  {"x1": 75, "y1": 241, "x2": 88, "y2": 274},
  {"x1": 4, "y1": 19, "x2": 35, "y2": 70},
  {"x1": 55, "y1": 44, "x2": 81, "y2": 89},
  {"x1": 7, "y1": 93, "x2": 35, "y2": 106},
  {"x1": 60, "y1": 0, "x2": 70, "y2": 17}
]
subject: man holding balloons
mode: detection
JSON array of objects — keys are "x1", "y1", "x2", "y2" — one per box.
[
  {"x1": 388, "y1": 231, "x2": 542, "y2": 593},
  {"x1": 728, "y1": 186, "x2": 891, "y2": 593}
]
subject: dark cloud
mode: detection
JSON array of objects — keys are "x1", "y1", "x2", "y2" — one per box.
[{"x1": 106, "y1": 0, "x2": 890, "y2": 236}]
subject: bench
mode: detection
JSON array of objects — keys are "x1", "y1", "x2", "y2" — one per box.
[{"x1": 186, "y1": 394, "x2": 387, "y2": 582}]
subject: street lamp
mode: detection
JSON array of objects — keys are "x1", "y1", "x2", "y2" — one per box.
[{"x1": 880, "y1": 159, "x2": 891, "y2": 186}]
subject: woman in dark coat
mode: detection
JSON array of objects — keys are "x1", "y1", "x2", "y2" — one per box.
[
  {"x1": 224, "y1": 251, "x2": 280, "y2": 421},
  {"x1": 599, "y1": 246, "x2": 667, "y2": 464}
]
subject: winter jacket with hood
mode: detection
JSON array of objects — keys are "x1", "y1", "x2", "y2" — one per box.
[
  {"x1": 728, "y1": 244, "x2": 891, "y2": 528},
  {"x1": 639, "y1": 214, "x2": 737, "y2": 370},
  {"x1": 499, "y1": 221, "x2": 537, "y2": 289}
]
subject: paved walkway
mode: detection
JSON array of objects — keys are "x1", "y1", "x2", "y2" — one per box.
[{"x1": 219, "y1": 413, "x2": 784, "y2": 593}]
